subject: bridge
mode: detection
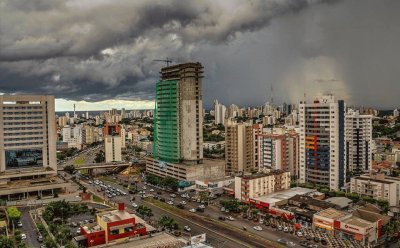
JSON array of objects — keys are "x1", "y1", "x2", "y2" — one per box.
[{"x1": 59, "y1": 161, "x2": 145, "y2": 176}]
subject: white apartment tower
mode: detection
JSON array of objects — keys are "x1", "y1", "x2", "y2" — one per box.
[
  {"x1": 214, "y1": 99, "x2": 226, "y2": 125},
  {"x1": 105, "y1": 135, "x2": 122, "y2": 162},
  {"x1": 299, "y1": 95, "x2": 346, "y2": 190},
  {"x1": 345, "y1": 109, "x2": 372, "y2": 174}
]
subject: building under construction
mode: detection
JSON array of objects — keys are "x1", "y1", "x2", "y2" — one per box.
[{"x1": 147, "y1": 62, "x2": 225, "y2": 183}]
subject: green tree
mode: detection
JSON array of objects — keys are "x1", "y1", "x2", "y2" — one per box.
[
  {"x1": 137, "y1": 205, "x2": 153, "y2": 219},
  {"x1": 14, "y1": 230, "x2": 22, "y2": 243},
  {"x1": 7, "y1": 206, "x2": 21, "y2": 228},
  {"x1": 64, "y1": 165, "x2": 76, "y2": 175},
  {"x1": 241, "y1": 205, "x2": 249, "y2": 213},
  {"x1": 220, "y1": 199, "x2": 241, "y2": 212},
  {"x1": 94, "y1": 150, "x2": 105, "y2": 163},
  {"x1": 44, "y1": 236, "x2": 57, "y2": 248},
  {"x1": 158, "y1": 215, "x2": 179, "y2": 230},
  {"x1": 252, "y1": 209, "x2": 259, "y2": 216},
  {"x1": 0, "y1": 235, "x2": 14, "y2": 248}
]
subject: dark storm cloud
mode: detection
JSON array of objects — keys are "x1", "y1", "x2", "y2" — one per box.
[{"x1": 0, "y1": 0, "x2": 399, "y2": 109}]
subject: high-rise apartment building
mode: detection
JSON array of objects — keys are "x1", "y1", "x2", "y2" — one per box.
[
  {"x1": 214, "y1": 99, "x2": 226, "y2": 125},
  {"x1": 62, "y1": 125, "x2": 84, "y2": 148},
  {"x1": 345, "y1": 109, "x2": 372, "y2": 175},
  {"x1": 104, "y1": 135, "x2": 122, "y2": 162},
  {"x1": 299, "y1": 95, "x2": 346, "y2": 190},
  {"x1": 225, "y1": 119, "x2": 254, "y2": 173},
  {"x1": 154, "y1": 62, "x2": 203, "y2": 164},
  {"x1": 254, "y1": 128, "x2": 299, "y2": 179}
]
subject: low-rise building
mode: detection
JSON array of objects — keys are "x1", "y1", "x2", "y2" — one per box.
[
  {"x1": 350, "y1": 173, "x2": 400, "y2": 207},
  {"x1": 234, "y1": 170, "x2": 291, "y2": 202},
  {"x1": 203, "y1": 141, "x2": 225, "y2": 151},
  {"x1": 76, "y1": 203, "x2": 153, "y2": 247},
  {"x1": 104, "y1": 135, "x2": 122, "y2": 162}
]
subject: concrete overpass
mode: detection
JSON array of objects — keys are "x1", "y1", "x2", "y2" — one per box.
[{"x1": 59, "y1": 161, "x2": 145, "y2": 176}]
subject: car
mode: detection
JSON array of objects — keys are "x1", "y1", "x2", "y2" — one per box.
[
  {"x1": 259, "y1": 219, "x2": 264, "y2": 224},
  {"x1": 196, "y1": 199, "x2": 201, "y2": 203},
  {"x1": 220, "y1": 207, "x2": 226, "y2": 212},
  {"x1": 170, "y1": 194, "x2": 176, "y2": 198},
  {"x1": 17, "y1": 222, "x2": 23, "y2": 227},
  {"x1": 20, "y1": 234, "x2": 26, "y2": 240},
  {"x1": 167, "y1": 201, "x2": 174, "y2": 205},
  {"x1": 189, "y1": 208, "x2": 196, "y2": 213},
  {"x1": 283, "y1": 226, "x2": 289, "y2": 232},
  {"x1": 143, "y1": 186, "x2": 147, "y2": 190},
  {"x1": 180, "y1": 201, "x2": 186, "y2": 205},
  {"x1": 76, "y1": 228, "x2": 81, "y2": 234},
  {"x1": 225, "y1": 209, "x2": 230, "y2": 213},
  {"x1": 218, "y1": 216, "x2": 226, "y2": 221},
  {"x1": 196, "y1": 207, "x2": 204, "y2": 212},
  {"x1": 297, "y1": 231, "x2": 303, "y2": 237},
  {"x1": 132, "y1": 203, "x2": 138, "y2": 208},
  {"x1": 278, "y1": 225, "x2": 283, "y2": 231},
  {"x1": 198, "y1": 204, "x2": 205, "y2": 209},
  {"x1": 226, "y1": 216, "x2": 234, "y2": 221},
  {"x1": 183, "y1": 226, "x2": 191, "y2": 232},
  {"x1": 287, "y1": 241, "x2": 296, "y2": 247},
  {"x1": 300, "y1": 241, "x2": 309, "y2": 247},
  {"x1": 277, "y1": 239, "x2": 287, "y2": 244},
  {"x1": 37, "y1": 235, "x2": 43, "y2": 242},
  {"x1": 71, "y1": 222, "x2": 78, "y2": 227},
  {"x1": 150, "y1": 189, "x2": 154, "y2": 192},
  {"x1": 253, "y1": 226, "x2": 263, "y2": 231}
]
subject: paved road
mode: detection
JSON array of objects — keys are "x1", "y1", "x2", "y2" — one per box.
[
  {"x1": 83, "y1": 179, "x2": 251, "y2": 248},
  {"x1": 19, "y1": 207, "x2": 40, "y2": 248},
  {"x1": 83, "y1": 178, "x2": 284, "y2": 248}
]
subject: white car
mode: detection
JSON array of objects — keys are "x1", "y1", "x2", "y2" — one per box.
[
  {"x1": 167, "y1": 201, "x2": 174, "y2": 205},
  {"x1": 283, "y1": 227, "x2": 289, "y2": 232},
  {"x1": 198, "y1": 204, "x2": 205, "y2": 209},
  {"x1": 259, "y1": 219, "x2": 264, "y2": 224},
  {"x1": 181, "y1": 201, "x2": 187, "y2": 205},
  {"x1": 21, "y1": 234, "x2": 27, "y2": 240},
  {"x1": 150, "y1": 189, "x2": 154, "y2": 192},
  {"x1": 189, "y1": 208, "x2": 196, "y2": 213},
  {"x1": 170, "y1": 194, "x2": 176, "y2": 198},
  {"x1": 183, "y1": 226, "x2": 191, "y2": 232},
  {"x1": 226, "y1": 216, "x2": 235, "y2": 221},
  {"x1": 253, "y1": 226, "x2": 263, "y2": 231},
  {"x1": 297, "y1": 231, "x2": 303, "y2": 237},
  {"x1": 143, "y1": 186, "x2": 147, "y2": 190},
  {"x1": 132, "y1": 203, "x2": 138, "y2": 208}
]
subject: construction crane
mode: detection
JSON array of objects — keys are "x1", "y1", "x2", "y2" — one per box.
[{"x1": 153, "y1": 58, "x2": 172, "y2": 67}]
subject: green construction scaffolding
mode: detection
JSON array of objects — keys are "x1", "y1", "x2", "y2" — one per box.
[{"x1": 153, "y1": 79, "x2": 180, "y2": 163}]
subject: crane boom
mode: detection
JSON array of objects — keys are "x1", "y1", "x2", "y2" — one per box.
[{"x1": 153, "y1": 58, "x2": 172, "y2": 67}]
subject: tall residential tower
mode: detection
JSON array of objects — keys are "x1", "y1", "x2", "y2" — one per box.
[{"x1": 299, "y1": 95, "x2": 346, "y2": 190}]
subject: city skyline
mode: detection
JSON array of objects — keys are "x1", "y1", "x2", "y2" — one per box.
[{"x1": 1, "y1": 0, "x2": 400, "y2": 110}]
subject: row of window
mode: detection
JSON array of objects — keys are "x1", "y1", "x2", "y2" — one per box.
[
  {"x1": 3, "y1": 116, "x2": 42, "y2": 120},
  {"x1": 3, "y1": 126, "x2": 43, "y2": 131},
  {"x1": 3, "y1": 111, "x2": 43, "y2": 115},
  {"x1": 3, "y1": 121, "x2": 42, "y2": 125},
  {"x1": 4, "y1": 142, "x2": 43, "y2": 147},
  {"x1": 4, "y1": 137, "x2": 43, "y2": 141},
  {"x1": 4, "y1": 132, "x2": 43, "y2": 136},
  {"x1": 2, "y1": 106, "x2": 42, "y2": 110}
]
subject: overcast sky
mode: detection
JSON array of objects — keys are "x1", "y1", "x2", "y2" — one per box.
[{"x1": 0, "y1": 0, "x2": 399, "y2": 111}]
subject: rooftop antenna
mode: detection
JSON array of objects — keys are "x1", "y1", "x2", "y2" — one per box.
[
  {"x1": 270, "y1": 84, "x2": 274, "y2": 105},
  {"x1": 73, "y1": 104, "x2": 76, "y2": 117},
  {"x1": 153, "y1": 57, "x2": 173, "y2": 67}
]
